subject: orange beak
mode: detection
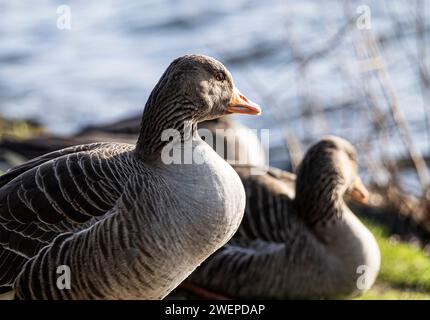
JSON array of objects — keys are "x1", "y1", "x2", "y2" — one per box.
[
  {"x1": 347, "y1": 177, "x2": 369, "y2": 204},
  {"x1": 227, "y1": 87, "x2": 261, "y2": 115}
]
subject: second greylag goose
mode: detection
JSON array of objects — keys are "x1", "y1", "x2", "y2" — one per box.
[
  {"x1": 181, "y1": 136, "x2": 381, "y2": 299},
  {"x1": 0, "y1": 54, "x2": 261, "y2": 299}
]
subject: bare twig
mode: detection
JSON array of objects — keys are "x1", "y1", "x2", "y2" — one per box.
[{"x1": 365, "y1": 32, "x2": 430, "y2": 190}]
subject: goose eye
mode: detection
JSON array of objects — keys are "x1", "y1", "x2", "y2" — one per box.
[{"x1": 215, "y1": 72, "x2": 225, "y2": 81}]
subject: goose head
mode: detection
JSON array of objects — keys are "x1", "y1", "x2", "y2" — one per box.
[
  {"x1": 137, "y1": 54, "x2": 261, "y2": 158},
  {"x1": 321, "y1": 136, "x2": 369, "y2": 204},
  {"x1": 144, "y1": 54, "x2": 261, "y2": 120},
  {"x1": 295, "y1": 136, "x2": 369, "y2": 225},
  {"x1": 169, "y1": 54, "x2": 261, "y2": 119}
]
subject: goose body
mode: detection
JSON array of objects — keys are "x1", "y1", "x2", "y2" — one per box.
[
  {"x1": 184, "y1": 137, "x2": 381, "y2": 299},
  {"x1": 0, "y1": 54, "x2": 261, "y2": 299}
]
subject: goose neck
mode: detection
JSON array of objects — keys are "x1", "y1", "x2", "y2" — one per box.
[
  {"x1": 295, "y1": 164, "x2": 346, "y2": 226},
  {"x1": 135, "y1": 99, "x2": 198, "y2": 161}
]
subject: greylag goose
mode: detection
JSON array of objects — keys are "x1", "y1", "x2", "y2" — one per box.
[
  {"x1": 0, "y1": 117, "x2": 266, "y2": 167},
  {"x1": 181, "y1": 136, "x2": 381, "y2": 299},
  {"x1": 0, "y1": 54, "x2": 261, "y2": 299}
]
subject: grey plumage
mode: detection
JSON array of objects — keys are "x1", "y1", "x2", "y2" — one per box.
[
  {"x1": 0, "y1": 54, "x2": 261, "y2": 299},
  {"x1": 186, "y1": 136, "x2": 381, "y2": 299}
]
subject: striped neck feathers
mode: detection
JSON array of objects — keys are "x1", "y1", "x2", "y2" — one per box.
[
  {"x1": 135, "y1": 92, "x2": 200, "y2": 161},
  {"x1": 294, "y1": 150, "x2": 348, "y2": 226}
]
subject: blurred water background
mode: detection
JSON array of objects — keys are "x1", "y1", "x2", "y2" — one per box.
[{"x1": 1, "y1": 0, "x2": 430, "y2": 200}]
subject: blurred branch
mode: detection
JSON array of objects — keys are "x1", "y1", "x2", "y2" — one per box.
[
  {"x1": 284, "y1": 132, "x2": 302, "y2": 170},
  {"x1": 365, "y1": 32, "x2": 430, "y2": 191},
  {"x1": 285, "y1": 14, "x2": 357, "y2": 70},
  {"x1": 334, "y1": 54, "x2": 400, "y2": 186},
  {"x1": 415, "y1": 0, "x2": 430, "y2": 154},
  {"x1": 384, "y1": 1, "x2": 430, "y2": 158}
]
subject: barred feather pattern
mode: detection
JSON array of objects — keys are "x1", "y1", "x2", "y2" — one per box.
[
  {"x1": 13, "y1": 174, "x2": 179, "y2": 299},
  {"x1": 0, "y1": 143, "x2": 134, "y2": 287},
  {"x1": 137, "y1": 96, "x2": 199, "y2": 160},
  {"x1": 294, "y1": 140, "x2": 345, "y2": 227}
]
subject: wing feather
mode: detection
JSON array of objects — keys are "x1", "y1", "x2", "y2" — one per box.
[{"x1": 0, "y1": 142, "x2": 136, "y2": 286}]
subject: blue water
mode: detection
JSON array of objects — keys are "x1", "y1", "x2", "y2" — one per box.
[{"x1": 0, "y1": 0, "x2": 429, "y2": 191}]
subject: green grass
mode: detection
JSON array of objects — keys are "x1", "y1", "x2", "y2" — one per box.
[
  {"x1": 359, "y1": 285, "x2": 430, "y2": 300},
  {"x1": 0, "y1": 117, "x2": 44, "y2": 139},
  {"x1": 356, "y1": 219, "x2": 430, "y2": 300}
]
